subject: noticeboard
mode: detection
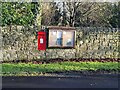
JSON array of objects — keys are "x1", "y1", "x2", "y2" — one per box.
[{"x1": 48, "y1": 26, "x2": 76, "y2": 48}]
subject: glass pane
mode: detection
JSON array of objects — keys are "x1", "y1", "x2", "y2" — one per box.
[
  {"x1": 56, "y1": 31, "x2": 62, "y2": 46},
  {"x1": 49, "y1": 30, "x2": 63, "y2": 47},
  {"x1": 49, "y1": 30, "x2": 57, "y2": 47},
  {"x1": 63, "y1": 31, "x2": 74, "y2": 47}
]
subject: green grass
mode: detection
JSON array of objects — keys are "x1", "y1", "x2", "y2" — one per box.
[{"x1": 0, "y1": 61, "x2": 119, "y2": 76}]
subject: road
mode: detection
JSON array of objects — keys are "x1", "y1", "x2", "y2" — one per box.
[{"x1": 2, "y1": 74, "x2": 119, "y2": 88}]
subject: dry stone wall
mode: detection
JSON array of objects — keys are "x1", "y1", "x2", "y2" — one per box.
[
  {"x1": 2, "y1": 26, "x2": 120, "y2": 61},
  {"x1": 76, "y1": 27, "x2": 119, "y2": 59}
]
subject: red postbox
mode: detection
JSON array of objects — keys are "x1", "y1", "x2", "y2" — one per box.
[{"x1": 38, "y1": 31, "x2": 46, "y2": 50}]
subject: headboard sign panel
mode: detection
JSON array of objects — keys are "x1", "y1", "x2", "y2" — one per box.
[{"x1": 48, "y1": 26, "x2": 76, "y2": 48}]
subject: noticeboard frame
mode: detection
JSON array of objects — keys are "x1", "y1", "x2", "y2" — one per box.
[{"x1": 46, "y1": 26, "x2": 76, "y2": 49}]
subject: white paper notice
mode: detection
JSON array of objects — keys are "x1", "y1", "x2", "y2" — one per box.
[
  {"x1": 40, "y1": 38, "x2": 43, "y2": 44},
  {"x1": 68, "y1": 39, "x2": 71, "y2": 42},
  {"x1": 53, "y1": 31, "x2": 56, "y2": 35},
  {"x1": 57, "y1": 31, "x2": 62, "y2": 38},
  {"x1": 63, "y1": 31, "x2": 66, "y2": 34}
]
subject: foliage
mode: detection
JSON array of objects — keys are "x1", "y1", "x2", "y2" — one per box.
[
  {"x1": 1, "y1": 62, "x2": 119, "y2": 76},
  {"x1": 1, "y1": 2, "x2": 120, "y2": 28},
  {"x1": 1, "y1": 2, "x2": 37, "y2": 26},
  {"x1": 108, "y1": 2, "x2": 120, "y2": 28}
]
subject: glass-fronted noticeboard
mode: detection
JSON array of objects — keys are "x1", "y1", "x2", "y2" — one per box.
[{"x1": 47, "y1": 26, "x2": 76, "y2": 48}]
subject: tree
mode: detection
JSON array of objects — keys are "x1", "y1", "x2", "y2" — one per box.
[
  {"x1": 51, "y1": 2, "x2": 61, "y2": 26},
  {"x1": 59, "y1": 1, "x2": 120, "y2": 27},
  {"x1": 1, "y1": 2, "x2": 36, "y2": 26},
  {"x1": 60, "y1": 1, "x2": 103, "y2": 27},
  {"x1": 93, "y1": 2, "x2": 120, "y2": 28},
  {"x1": 108, "y1": 2, "x2": 120, "y2": 28},
  {"x1": 41, "y1": 2, "x2": 61, "y2": 26}
]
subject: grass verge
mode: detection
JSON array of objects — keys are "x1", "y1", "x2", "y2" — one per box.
[{"x1": 1, "y1": 61, "x2": 119, "y2": 76}]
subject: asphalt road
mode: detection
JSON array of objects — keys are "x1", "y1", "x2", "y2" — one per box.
[{"x1": 2, "y1": 74, "x2": 119, "y2": 88}]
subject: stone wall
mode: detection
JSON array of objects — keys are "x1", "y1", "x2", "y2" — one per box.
[
  {"x1": 1, "y1": 26, "x2": 120, "y2": 61},
  {"x1": 76, "y1": 27, "x2": 119, "y2": 59}
]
